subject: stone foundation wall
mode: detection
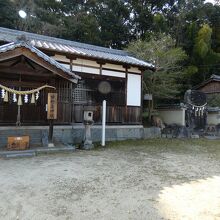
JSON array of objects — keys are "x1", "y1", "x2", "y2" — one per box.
[
  {"x1": 0, "y1": 125, "x2": 161, "y2": 148},
  {"x1": 60, "y1": 126, "x2": 162, "y2": 144}
]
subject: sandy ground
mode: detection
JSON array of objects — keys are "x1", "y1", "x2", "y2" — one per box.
[{"x1": 1, "y1": 139, "x2": 220, "y2": 220}]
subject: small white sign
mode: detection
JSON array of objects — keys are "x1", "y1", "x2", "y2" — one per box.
[{"x1": 144, "y1": 94, "x2": 152, "y2": 100}]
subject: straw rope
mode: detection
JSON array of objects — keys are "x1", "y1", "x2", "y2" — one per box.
[{"x1": 0, "y1": 84, "x2": 56, "y2": 95}]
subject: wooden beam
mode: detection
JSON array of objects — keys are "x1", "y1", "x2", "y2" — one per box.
[
  {"x1": 0, "y1": 48, "x2": 23, "y2": 62},
  {"x1": 24, "y1": 57, "x2": 36, "y2": 69},
  {"x1": 65, "y1": 55, "x2": 77, "y2": 60},
  {"x1": 70, "y1": 59, "x2": 73, "y2": 72},
  {"x1": 100, "y1": 63, "x2": 102, "y2": 75},
  {"x1": 40, "y1": 50, "x2": 56, "y2": 57},
  {"x1": 10, "y1": 58, "x2": 21, "y2": 67},
  {"x1": 123, "y1": 64, "x2": 131, "y2": 69},
  {"x1": 0, "y1": 66, "x2": 52, "y2": 77},
  {"x1": 97, "y1": 61, "x2": 106, "y2": 65},
  {"x1": 0, "y1": 47, "x2": 77, "y2": 83},
  {"x1": 23, "y1": 49, "x2": 77, "y2": 83},
  {"x1": 77, "y1": 72, "x2": 125, "y2": 82},
  {"x1": 0, "y1": 79, "x2": 45, "y2": 88}
]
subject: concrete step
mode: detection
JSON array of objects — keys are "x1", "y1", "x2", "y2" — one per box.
[
  {"x1": 36, "y1": 146, "x2": 76, "y2": 154},
  {"x1": 0, "y1": 149, "x2": 35, "y2": 155},
  {"x1": 0, "y1": 146, "x2": 75, "y2": 159},
  {"x1": 4, "y1": 151, "x2": 36, "y2": 158}
]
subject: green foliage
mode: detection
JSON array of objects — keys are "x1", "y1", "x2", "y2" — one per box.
[
  {"x1": 92, "y1": 0, "x2": 131, "y2": 48},
  {"x1": 194, "y1": 24, "x2": 212, "y2": 59},
  {"x1": 62, "y1": 13, "x2": 102, "y2": 45},
  {"x1": 191, "y1": 24, "x2": 220, "y2": 82},
  {"x1": 0, "y1": 0, "x2": 18, "y2": 28},
  {"x1": 127, "y1": 34, "x2": 187, "y2": 100},
  {"x1": 1, "y1": 0, "x2": 220, "y2": 93}
]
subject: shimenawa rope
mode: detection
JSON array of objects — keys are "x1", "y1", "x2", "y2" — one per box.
[{"x1": 0, "y1": 84, "x2": 56, "y2": 95}]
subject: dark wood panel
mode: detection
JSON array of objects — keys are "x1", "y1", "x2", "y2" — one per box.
[
  {"x1": 106, "y1": 106, "x2": 124, "y2": 123},
  {"x1": 0, "y1": 104, "x2": 17, "y2": 123},
  {"x1": 21, "y1": 105, "x2": 46, "y2": 123},
  {"x1": 73, "y1": 104, "x2": 141, "y2": 124},
  {"x1": 200, "y1": 81, "x2": 220, "y2": 94},
  {"x1": 57, "y1": 102, "x2": 72, "y2": 123},
  {"x1": 56, "y1": 80, "x2": 74, "y2": 124},
  {"x1": 126, "y1": 106, "x2": 142, "y2": 124},
  {"x1": 74, "y1": 105, "x2": 84, "y2": 123}
]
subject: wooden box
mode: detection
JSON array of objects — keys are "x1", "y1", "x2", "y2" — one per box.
[{"x1": 7, "y1": 136, "x2": 30, "y2": 150}]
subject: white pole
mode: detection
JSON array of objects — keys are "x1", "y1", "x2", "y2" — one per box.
[{"x1": 102, "y1": 100, "x2": 106, "y2": 146}]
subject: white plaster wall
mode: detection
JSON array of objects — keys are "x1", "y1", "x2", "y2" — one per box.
[
  {"x1": 52, "y1": 54, "x2": 70, "y2": 63},
  {"x1": 103, "y1": 63, "x2": 125, "y2": 71},
  {"x1": 102, "y1": 69, "x2": 125, "y2": 78},
  {"x1": 72, "y1": 65, "x2": 100, "y2": 75},
  {"x1": 60, "y1": 63, "x2": 71, "y2": 70},
  {"x1": 128, "y1": 67, "x2": 141, "y2": 74},
  {"x1": 53, "y1": 56, "x2": 141, "y2": 78},
  {"x1": 127, "y1": 74, "x2": 141, "y2": 106},
  {"x1": 73, "y1": 58, "x2": 100, "y2": 68},
  {"x1": 158, "y1": 109, "x2": 186, "y2": 126},
  {"x1": 207, "y1": 113, "x2": 220, "y2": 125}
]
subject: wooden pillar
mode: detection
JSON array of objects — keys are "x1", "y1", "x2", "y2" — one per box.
[
  {"x1": 48, "y1": 119, "x2": 54, "y2": 143},
  {"x1": 16, "y1": 75, "x2": 22, "y2": 126},
  {"x1": 140, "y1": 70, "x2": 144, "y2": 124},
  {"x1": 125, "y1": 68, "x2": 128, "y2": 124},
  {"x1": 47, "y1": 93, "x2": 57, "y2": 146},
  {"x1": 123, "y1": 65, "x2": 130, "y2": 124},
  {"x1": 100, "y1": 63, "x2": 102, "y2": 75},
  {"x1": 70, "y1": 59, "x2": 73, "y2": 72}
]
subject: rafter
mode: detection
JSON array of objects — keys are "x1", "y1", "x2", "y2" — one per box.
[{"x1": 0, "y1": 66, "x2": 53, "y2": 77}]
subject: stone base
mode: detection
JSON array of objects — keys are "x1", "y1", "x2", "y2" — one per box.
[
  {"x1": 0, "y1": 125, "x2": 161, "y2": 148},
  {"x1": 81, "y1": 140, "x2": 94, "y2": 150},
  {"x1": 191, "y1": 134, "x2": 200, "y2": 139},
  {"x1": 48, "y1": 143, "x2": 55, "y2": 148},
  {"x1": 0, "y1": 146, "x2": 76, "y2": 158}
]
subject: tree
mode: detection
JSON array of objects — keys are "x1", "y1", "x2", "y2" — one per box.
[
  {"x1": 191, "y1": 24, "x2": 220, "y2": 83},
  {"x1": 92, "y1": 0, "x2": 131, "y2": 48},
  {"x1": 59, "y1": 0, "x2": 102, "y2": 45},
  {"x1": 0, "y1": 0, "x2": 18, "y2": 28},
  {"x1": 62, "y1": 12, "x2": 102, "y2": 45},
  {"x1": 1, "y1": 0, "x2": 219, "y2": 91},
  {"x1": 127, "y1": 34, "x2": 187, "y2": 119},
  {"x1": 173, "y1": 2, "x2": 220, "y2": 85},
  {"x1": 30, "y1": 0, "x2": 65, "y2": 36},
  {"x1": 126, "y1": 0, "x2": 171, "y2": 39}
]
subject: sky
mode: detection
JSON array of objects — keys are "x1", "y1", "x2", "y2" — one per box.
[{"x1": 205, "y1": 0, "x2": 218, "y2": 4}]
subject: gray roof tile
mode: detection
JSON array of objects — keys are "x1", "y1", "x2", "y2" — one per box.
[
  {"x1": 0, "y1": 27, "x2": 155, "y2": 69},
  {"x1": 0, "y1": 41, "x2": 80, "y2": 83}
]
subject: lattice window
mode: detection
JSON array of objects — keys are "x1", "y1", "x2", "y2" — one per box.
[
  {"x1": 73, "y1": 79, "x2": 126, "y2": 106},
  {"x1": 57, "y1": 81, "x2": 73, "y2": 103},
  {"x1": 73, "y1": 80, "x2": 93, "y2": 104}
]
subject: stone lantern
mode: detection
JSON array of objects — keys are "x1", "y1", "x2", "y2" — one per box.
[{"x1": 82, "y1": 103, "x2": 96, "y2": 150}]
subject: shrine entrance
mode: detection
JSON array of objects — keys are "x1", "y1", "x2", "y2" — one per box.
[
  {"x1": 184, "y1": 90, "x2": 207, "y2": 130},
  {"x1": 0, "y1": 84, "x2": 54, "y2": 125},
  {"x1": 0, "y1": 41, "x2": 79, "y2": 126}
]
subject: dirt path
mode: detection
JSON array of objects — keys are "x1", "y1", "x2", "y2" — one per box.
[{"x1": 1, "y1": 139, "x2": 220, "y2": 220}]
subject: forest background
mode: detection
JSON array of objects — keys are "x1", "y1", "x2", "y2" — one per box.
[{"x1": 0, "y1": 0, "x2": 220, "y2": 103}]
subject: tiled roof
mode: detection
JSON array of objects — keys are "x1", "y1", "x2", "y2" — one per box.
[
  {"x1": 0, "y1": 41, "x2": 80, "y2": 83},
  {"x1": 0, "y1": 27, "x2": 155, "y2": 70},
  {"x1": 194, "y1": 74, "x2": 220, "y2": 90},
  {"x1": 210, "y1": 74, "x2": 220, "y2": 80}
]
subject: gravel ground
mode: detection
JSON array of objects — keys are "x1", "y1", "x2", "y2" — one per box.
[{"x1": 1, "y1": 139, "x2": 220, "y2": 220}]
